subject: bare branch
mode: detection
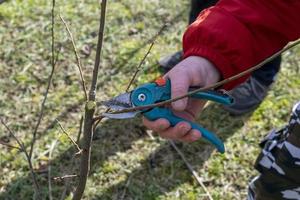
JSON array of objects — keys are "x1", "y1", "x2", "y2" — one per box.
[
  {"x1": 120, "y1": 173, "x2": 136, "y2": 200},
  {"x1": 60, "y1": 182, "x2": 69, "y2": 200},
  {"x1": 89, "y1": 0, "x2": 107, "y2": 101},
  {"x1": 125, "y1": 24, "x2": 168, "y2": 92},
  {"x1": 58, "y1": 154, "x2": 79, "y2": 200},
  {"x1": 73, "y1": 1, "x2": 107, "y2": 199},
  {"x1": 94, "y1": 39, "x2": 300, "y2": 118},
  {"x1": 29, "y1": 0, "x2": 57, "y2": 159},
  {"x1": 56, "y1": 120, "x2": 82, "y2": 154},
  {"x1": 169, "y1": 141, "x2": 213, "y2": 200},
  {"x1": 92, "y1": 112, "x2": 105, "y2": 129},
  {"x1": 0, "y1": 118, "x2": 41, "y2": 199},
  {"x1": 48, "y1": 140, "x2": 58, "y2": 200},
  {"x1": 59, "y1": 14, "x2": 88, "y2": 101},
  {"x1": 0, "y1": 140, "x2": 21, "y2": 150}
]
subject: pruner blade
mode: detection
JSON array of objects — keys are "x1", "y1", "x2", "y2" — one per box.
[
  {"x1": 102, "y1": 112, "x2": 139, "y2": 119},
  {"x1": 101, "y1": 92, "x2": 140, "y2": 119},
  {"x1": 102, "y1": 92, "x2": 132, "y2": 110}
]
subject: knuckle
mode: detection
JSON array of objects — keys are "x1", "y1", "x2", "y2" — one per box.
[{"x1": 172, "y1": 85, "x2": 187, "y2": 94}]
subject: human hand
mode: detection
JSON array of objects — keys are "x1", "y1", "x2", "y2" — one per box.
[{"x1": 143, "y1": 56, "x2": 220, "y2": 142}]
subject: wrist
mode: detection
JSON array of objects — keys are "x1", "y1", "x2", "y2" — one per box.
[
  {"x1": 202, "y1": 58, "x2": 221, "y2": 85},
  {"x1": 186, "y1": 56, "x2": 221, "y2": 86}
]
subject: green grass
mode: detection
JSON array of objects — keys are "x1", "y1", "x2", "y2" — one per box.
[{"x1": 0, "y1": 0, "x2": 299, "y2": 199}]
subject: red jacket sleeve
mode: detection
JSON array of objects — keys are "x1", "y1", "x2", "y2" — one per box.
[{"x1": 183, "y1": 0, "x2": 300, "y2": 90}]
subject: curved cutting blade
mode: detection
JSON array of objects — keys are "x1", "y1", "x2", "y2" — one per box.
[
  {"x1": 102, "y1": 92, "x2": 132, "y2": 111},
  {"x1": 102, "y1": 111, "x2": 139, "y2": 119},
  {"x1": 101, "y1": 92, "x2": 140, "y2": 119}
]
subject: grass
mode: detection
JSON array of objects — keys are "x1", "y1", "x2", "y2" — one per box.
[{"x1": 0, "y1": 0, "x2": 299, "y2": 199}]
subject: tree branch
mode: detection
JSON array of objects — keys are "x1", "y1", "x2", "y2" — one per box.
[
  {"x1": 29, "y1": 0, "x2": 57, "y2": 159},
  {"x1": 0, "y1": 140, "x2": 21, "y2": 150},
  {"x1": 48, "y1": 140, "x2": 58, "y2": 200},
  {"x1": 89, "y1": 0, "x2": 107, "y2": 101},
  {"x1": 59, "y1": 14, "x2": 88, "y2": 101},
  {"x1": 73, "y1": 0, "x2": 107, "y2": 199},
  {"x1": 56, "y1": 120, "x2": 82, "y2": 154},
  {"x1": 1, "y1": 118, "x2": 41, "y2": 199},
  {"x1": 125, "y1": 23, "x2": 168, "y2": 92},
  {"x1": 169, "y1": 141, "x2": 213, "y2": 200}
]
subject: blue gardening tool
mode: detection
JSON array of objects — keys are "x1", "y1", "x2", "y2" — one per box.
[{"x1": 102, "y1": 78, "x2": 234, "y2": 153}]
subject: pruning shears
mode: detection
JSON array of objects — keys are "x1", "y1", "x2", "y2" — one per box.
[{"x1": 102, "y1": 78, "x2": 234, "y2": 153}]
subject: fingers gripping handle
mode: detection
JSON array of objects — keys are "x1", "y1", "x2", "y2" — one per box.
[{"x1": 144, "y1": 107, "x2": 225, "y2": 153}]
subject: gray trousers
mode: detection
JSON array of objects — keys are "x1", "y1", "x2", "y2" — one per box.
[{"x1": 247, "y1": 102, "x2": 300, "y2": 200}]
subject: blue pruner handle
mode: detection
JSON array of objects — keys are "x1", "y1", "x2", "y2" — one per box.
[
  {"x1": 160, "y1": 79, "x2": 234, "y2": 105},
  {"x1": 191, "y1": 90, "x2": 234, "y2": 105},
  {"x1": 144, "y1": 107, "x2": 225, "y2": 153}
]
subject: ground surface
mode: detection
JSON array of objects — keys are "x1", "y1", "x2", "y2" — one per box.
[{"x1": 0, "y1": 0, "x2": 299, "y2": 200}]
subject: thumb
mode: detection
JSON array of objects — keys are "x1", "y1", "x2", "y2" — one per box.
[{"x1": 167, "y1": 72, "x2": 190, "y2": 111}]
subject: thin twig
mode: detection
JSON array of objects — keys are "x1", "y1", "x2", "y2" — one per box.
[
  {"x1": 169, "y1": 141, "x2": 213, "y2": 200},
  {"x1": 94, "y1": 39, "x2": 300, "y2": 119},
  {"x1": 48, "y1": 140, "x2": 58, "y2": 200},
  {"x1": 60, "y1": 14, "x2": 88, "y2": 101},
  {"x1": 60, "y1": 181, "x2": 68, "y2": 200},
  {"x1": 29, "y1": 0, "x2": 57, "y2": 159},
  {"x1": 120, "y1": 173, "x2": 136, "y2": 200},
  {"x1": 1, "y1": 118, "x2": 41, "y2": 199},
  {"x1": 125, "y1": 24, "x2": 168, "y2": 92},
  {"x1": 89, "y1": 0, "x2": 107, "y2": 100},
  {"x1": 125, "y1": 42, "x2": 155, "y2": 92},
  {"x1": 0, "y1": 140, "x2": 21, "y2": 150},
  {"x1": 56, "y1": 120, "x2": 82, "y2": 154},
  {"x1": 92, "y1": 111, "x2": 106, "y2": 132},
  {"x1": 59, "y1": 152, "x2": 78, "y2": 200}
]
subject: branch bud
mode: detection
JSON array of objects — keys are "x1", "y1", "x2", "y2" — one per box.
[{"x1": 86, "y1": 101, "x2": 96, "y2": 110}]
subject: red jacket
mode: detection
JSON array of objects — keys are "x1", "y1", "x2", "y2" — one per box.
[{"x1": 183, "y1": 0, "x2": 300, "y2": 90}]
